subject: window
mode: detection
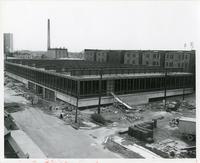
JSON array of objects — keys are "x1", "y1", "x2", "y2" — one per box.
[
  {"x1": 146, "y1": 61, "x2": 149, "y2": 65},
  {"x1": 169, "y1": 62, "x2": 173, "y2": 67},
  {"x1": 132, "y1": 60, "x2": 135, "y2": 64},
  {"x1": 185, "y1": 63, "x2": 188, "y2": 68},
  {"x1": 182, "y1": 55, "x2": 184, "y2": 60},
  {"x1": 153, "y1": 54, "x2": 156, "y2": 58},
  {"x1": 178, "y1": 63, "x2": 180, "y2": 67},
  {"x1": 170, "y1": 55, "x2": 174, "y2": 59},
  {"x1": 146, "y1": 54, "x2": 150, "y2": 58}
]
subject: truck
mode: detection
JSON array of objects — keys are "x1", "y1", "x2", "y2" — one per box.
[{"x1": 178, "y1": 117, "x2": 196, "y2": 141}]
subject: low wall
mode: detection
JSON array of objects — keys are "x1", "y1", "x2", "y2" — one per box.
[{"x1": 78, "y1": 88, "x2": 193, "y2": 107}]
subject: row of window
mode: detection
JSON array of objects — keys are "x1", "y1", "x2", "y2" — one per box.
[
  {"x1": 165, "y1": 62, "x2": 188, "y2": 68},
  {"x1": 55, "y1": 50, "x2": 67, "y2": 55},
  {"x1": 114, "y1": 76, "x2": 193, "y2": 94},
  {"x1": 125, "y1": 59, "x2": 137, "y2": 64},
  {"x1": 86, "y1": 52, "x2": 190, "y2": 62},
  {"x1": 125, "y1": 53, "x2": 137, "y2": 58},
  {"x1": 166, "y1": 54, "x2": 188, "y2": 60},
  {"x1": 6, "y1": 64, "x2": 78, "y2": 96}
]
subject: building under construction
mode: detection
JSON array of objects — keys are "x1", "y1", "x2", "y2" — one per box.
[{"x1": 5, "y1": 58, "x2": 194, "y2": 109}]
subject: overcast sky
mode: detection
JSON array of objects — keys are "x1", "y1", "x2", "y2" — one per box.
[{"x1": 1, "y1": 1, "x2": 199, "y2": 52}]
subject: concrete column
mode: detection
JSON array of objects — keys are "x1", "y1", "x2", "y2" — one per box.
[
  {"x1": 54, "y1": 91, "x2": 56, "y2": 101},
  {"x1": 44, "y1": 88, "x2": 56, "y2": 102},
  {"x1": 107, "y1": 80, "x2": 114, "y2": 95}
]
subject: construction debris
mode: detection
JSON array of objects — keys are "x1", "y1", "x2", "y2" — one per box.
[
  {"x1": 128, "y1": 121, "x2": 154, "y2": 143},
  {"x1": 146, "y1": 139, "x2": 192, "y2": 158}
]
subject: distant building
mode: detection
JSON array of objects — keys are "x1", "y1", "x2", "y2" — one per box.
[
  {"x1": 84, "y1": 49, "x2": 194, "y2": 72},
  {"x1": 164, "y1": 51, "x2": 190, "y2": 70},
  {"x1": 68, "y1": 52, "x2": 84, "y2": 59},
  {"x1": 13, "y1": 51, "x2": 33, "y2": 59},
  {"x1": 142, "y1": 51, "x2": 160, "y2": 66},
  {"x1": 46, "y1": 48, "x2": 68, "y2": 59},
  {"x1": 45, "y1": 19, "x2": 68, "y2": 59},
  {"x1": 124, "y1": 50, "x2": 140, "y2": 65},
  {"x1": 4, "y1": 33, "x2": 13, "y2": 58}
]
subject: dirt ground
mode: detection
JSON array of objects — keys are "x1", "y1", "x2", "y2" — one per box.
[{"x1": 98, "y1": 95, "x2": 196, "y2": 158}]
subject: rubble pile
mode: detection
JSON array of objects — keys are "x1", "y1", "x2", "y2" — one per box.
[
  {"x1": 101, "y1": 105, "x2": 143, "y2": 126},
  {"x1": 146, "y1": 139, "x2": 190, "y2": 158}
]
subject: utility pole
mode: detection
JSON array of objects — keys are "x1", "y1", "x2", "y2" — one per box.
[
  {"x1": 98, "y1": 69, "x2": 102, "y2": 114},
  {"x1": 75, "y1": 80, "x2": 80, "y2": 123}
]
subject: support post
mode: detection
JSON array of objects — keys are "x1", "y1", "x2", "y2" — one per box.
[
  {"x1": 183, "y1": 76, "x2": 185, "y2": 100},
  {"x1": 98, "y1": 69, "x2": 102, "y2": 114},
  {"x1": 42, "y1": 87, "x2": 45, "y2": 99},
  {"x1": 75, "y1": 80, "x2": 80, "y2": 123},
  {"x1": 163, "y1": 52, "x2": 167, "y2": 110},
  {"x1": 164, "y1": 69, "x2": 167, "y2": 110}
]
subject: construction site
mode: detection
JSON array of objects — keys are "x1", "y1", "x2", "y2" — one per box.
[
  {"x1": 4, "y1": 18, "x2": 196, "y2": 159},
  {"x1": 4, "y1": 62, "x2": 196, "y2": 158}
]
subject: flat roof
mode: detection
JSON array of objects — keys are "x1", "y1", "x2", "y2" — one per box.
[
  {"x1": 69, "y1": 72, "x2": 193, "y2": 80},
  {"x1": 84, "y1": 49, "x2": 195, "y2": 52},
  {"x1": 6, "y1": 61, "x2": 192, "y2": 81}
]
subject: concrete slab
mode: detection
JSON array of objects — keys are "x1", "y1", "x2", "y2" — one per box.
[{"x1": 11, "y1": 130, "x2": 46, "y2": 158}]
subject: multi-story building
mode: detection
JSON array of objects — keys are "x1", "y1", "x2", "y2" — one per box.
[
  {"x1": 164, "y1": 51, "x2": 190, "y2": 71},
  {"x1": 142, "y1": 50, "x2": 160, "y2": 66},
  {"x1": 46, "y1": 48, "x2": 68, "y2": 59},
  {"x1": 4, "y1": 33, "x2": 13, "y2": 57},
  {"x1": 96, "y1": 50, "x2": 107, "y2": 63},
  {"x1": 13, "y1": 51, "x2": 33, "y2": 59},
  {"x1": 84, "y1": 49, "x2": 96, "y2": 61},
  {"x1": 84, "y1": 49, "x2": 195, "y2": 72},
  {"x1": 123, "y1": 51, "x2": 140, "y2": 65}
]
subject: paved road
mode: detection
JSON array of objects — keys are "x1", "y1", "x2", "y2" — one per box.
[
  {"x1": 5, "y1": 85, "x2": 120, "y2": 158},
  {"x1": 11, "y1": 107, "x2": 120, "y2": 158}
]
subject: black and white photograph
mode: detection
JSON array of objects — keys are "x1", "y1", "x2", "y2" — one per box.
[{"x1": 1, "y1": 0, "x2": 199, "y2": 160}]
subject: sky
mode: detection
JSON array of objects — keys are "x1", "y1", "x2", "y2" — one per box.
[{"x1": 1, "y1": 1, "x2": 200, "y2": 52}]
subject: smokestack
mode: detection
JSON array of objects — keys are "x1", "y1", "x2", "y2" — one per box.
[{"x1": 47, "y1": 19, "x2": 50, "y2": 50}]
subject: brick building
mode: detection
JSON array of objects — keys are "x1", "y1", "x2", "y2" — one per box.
[{"x1": 84, "y1": 49, "x2": 195, "y2": 72}]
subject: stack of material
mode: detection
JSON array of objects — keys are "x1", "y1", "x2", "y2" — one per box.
[{"x1": 128, "y1": 121, "x2": 154, "y2": 142}]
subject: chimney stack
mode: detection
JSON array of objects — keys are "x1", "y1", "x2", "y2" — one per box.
[{"x1": 47, "y1": 19, "x2": 50, "y2": 50}]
